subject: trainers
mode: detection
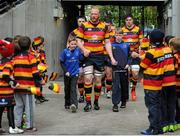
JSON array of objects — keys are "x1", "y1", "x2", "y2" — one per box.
[
  {"x1": 25, "y1": 127, "x2": 37, "y2": 132},
  {"x1": 78, "y1": 95, "x2": 84, "y2": 103},
  {"x1": 84, "y1": 103, "x2": 92, "y2": 112},
  {"x1": 0, "y1": 128, "x2": 5, "y2": 133},
  {"x1": 168, "y1": 124, "x2": 175, "y2": 132},
  {"x1": 131, "y1": 88, "x2": 136, "y2": 101},
  {"x1": 162, "y1": 125, "x2": 169, "y2": 133},
  {"x1": 94, "y1": 101, "x2": 100, "y2": 110},
  {"x1": 9, "y1": 127, "x2": 24, "y2": 134},
  {"x1": 112, "y1": 105, "x2": 119, "y2": 112},
  {"x1": 141, "y1": 128, "x2": 161, "y2": 135},
  {"x1": 174, "y1": 124, "x2": 180, "y2": 131},
  {"x1": 106, "y1": 91, "x2": 111, "y2": 99},
  {"x1": 120, "y1": 102, "x2": 126, "y2": 108},
  {"x1": 70, "y1": 104, "x2": 77, "y2": 113}
]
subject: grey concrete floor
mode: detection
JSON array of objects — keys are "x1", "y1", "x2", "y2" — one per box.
[{"x1": 2, "y1": 81, "x2": 180, "y2": 135}]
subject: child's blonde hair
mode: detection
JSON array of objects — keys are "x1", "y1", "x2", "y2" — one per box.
[
  {"x1": 169, "y1": 37, "x2": 180, "y2": 51},
  {"x1": 115, "y1": 27, "x2": 123, "y2": 34},
  {"x1": 66, "y1": 35, "x2": 76, "y2": 47}
]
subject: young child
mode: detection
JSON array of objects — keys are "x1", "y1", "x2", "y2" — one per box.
[
  {"x1": 13, "y1": 36, "x2": 42, "y2": 132},
  {"x1": 111, "y1": 28, "x2": 130, "y2": 112},
  {"x1": 0, "y1": 39, "x2": 24, "y2": 134},
  {"x1": 169, "y1": 37, "x2": 180, "y2": 130},
  {"x1": 59, "y1": 35, "x2": 83, "y2": 113},
  {"x1": 140, "y1": 29, "x2": 165, "y2": 135},
  {"x1": 161, "y1": 35, "x2": 176, "y2": 133},
  {"x1": 31, "y1": 36, "x2": 48, "y2": 103}
]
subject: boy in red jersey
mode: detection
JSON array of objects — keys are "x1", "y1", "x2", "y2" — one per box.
[{"x1": 140, "y1": 29, "x2": 164, "y2": 135}]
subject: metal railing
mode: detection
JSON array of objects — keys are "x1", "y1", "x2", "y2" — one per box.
[{"x1": 0, "y1": 0, "x2": 25, "y2": 14}]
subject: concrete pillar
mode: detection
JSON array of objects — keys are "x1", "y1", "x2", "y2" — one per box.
[{"x1": 172, "y1": 0, "x2": 180, "y2": 36}]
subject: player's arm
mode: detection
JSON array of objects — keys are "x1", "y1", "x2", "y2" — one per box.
[{"x1": 104, "y1": 39, "x2": 117, "y2": 65}]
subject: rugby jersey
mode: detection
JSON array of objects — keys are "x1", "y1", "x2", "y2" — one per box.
[
  {"x1": 162, "y1": 46, "x2": 176, "y2": 87},
  {"x1": 76, "y1": 21, "x2": 109, "y2": 53},
  {"x1": 174, "y1": 51, "x2": 180, "y2": 92},
  {"x1": 13, "y1": 51, "x2": 41, "y2": 94},
  {"x1": 122, "y1": 25, "x2": 143, "y2": 52},
  {"x1": 140, "y1": 46, "x2": 165, "y2": 91},
  {"x1": 0, "y1": 58, "x2": 14, "y2": 95}
]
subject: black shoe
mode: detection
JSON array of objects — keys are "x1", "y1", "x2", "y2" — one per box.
[
  {"x1": 78, "y1": 96, "x2": 84, "y2": 103},
  {"x1": 94, "y1": 101, "x2": 100, "y2": 110},
  {"x1": 41, "y1": 96, "x2": 49, "y2": 102},
  {"x1": 39, "y1": 98, "x2": 45, "y2": 103},
  {"x1": 120, "y1": 102, "x2": 126, "y2": 108},
  {"x1": 84, "y1": 103, "x2": 92, "y2": 112},
  {"x1": 141, "y1": 128, "x2": 162, "y2": 135},
  {"x1": 112, "y1": 105, "x2": 119, "y2": 112},
  {"x1": 65, "y1": 105, "x2": 70, "y2": 109}
]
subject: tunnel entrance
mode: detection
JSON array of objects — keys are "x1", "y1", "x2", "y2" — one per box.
[{"x1": 61, "y1": 0, "x2": 166, "y2": 36}]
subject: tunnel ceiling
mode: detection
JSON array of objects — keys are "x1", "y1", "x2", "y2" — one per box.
[{"x1": 61, "y1": 0, "x2": 166, "y2": 6}]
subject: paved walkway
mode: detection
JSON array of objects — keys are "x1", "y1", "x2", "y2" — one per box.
[{"x1": 2, "y1": 80, "x2": 180, "y2": 135}]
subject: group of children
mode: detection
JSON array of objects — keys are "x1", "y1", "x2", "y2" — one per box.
[
  {"x1": 0, "y1": 35, "x2": 47, "y2": 134},
  {"x1": 136, "y1": 29, "x2": 180, "y2": 135}
]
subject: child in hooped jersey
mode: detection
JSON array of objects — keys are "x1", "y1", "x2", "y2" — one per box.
[
  {"x1": 0, "y1": 39, "x2": 24, "y2": 134},
  {"x1": 169, "y1": 37, "x2": 180, "y2": 130},
  {"x1": 140, "y1": 29, "x2": 165, "y2": 135},
  {"x1": 59, "y1": 35, "x2": 84, "y2": 113}
]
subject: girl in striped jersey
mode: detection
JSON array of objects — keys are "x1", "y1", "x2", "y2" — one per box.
[
  {"x1": 0, "y1": 39, "x2": 24, "y2": 134},
  {"x1": 170, "y1": 37, "x2": 180, "y2": 130}
]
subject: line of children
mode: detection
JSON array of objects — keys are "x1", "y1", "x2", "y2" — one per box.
[{"x1": 59, "y1": 35, "x2": 84, "y2": 113}]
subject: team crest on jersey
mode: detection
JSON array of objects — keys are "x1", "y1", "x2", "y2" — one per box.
[
  {"x1": 128, "y1": 38, "x2": 133, "y2": 42},
  {"x1": 92, "y1": 35, "x2": 98, "y2": 40}
]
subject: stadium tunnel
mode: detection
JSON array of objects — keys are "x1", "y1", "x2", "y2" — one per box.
[{"x1": 60, "y1": 0, "x2": 170, "y2": 36}]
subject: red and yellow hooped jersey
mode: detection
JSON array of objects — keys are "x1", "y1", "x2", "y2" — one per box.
[
  {"x1": 174, "y1": 52, "x2": 180, "y2": 92},
  {"x1": 76, "y1": 21, "x2": 109, "y2": 53},
  {"x1": 0, "y1": 58, "x2": 14, "y2": 95},
  {"x1": 162, "y1": 46, "x2": 176, "y2": 87},
  {"x1": 122, "y1": 25, "x2": 143, "y2": 52},
  {"x1": 140, "y1": 47, "x2": 164, "y2": 91}
]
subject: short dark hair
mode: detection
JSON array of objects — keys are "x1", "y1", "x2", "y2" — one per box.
[
  {"x1": 18, "y1": 36, "x2": 31, "y2": 51},
  {"x1": 124, "y1": 14, "x2": 134, "y2": 20}
]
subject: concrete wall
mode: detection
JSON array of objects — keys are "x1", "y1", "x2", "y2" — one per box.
[{"x1": 0, "y1": 0, "x2": 67, "y2": 75}]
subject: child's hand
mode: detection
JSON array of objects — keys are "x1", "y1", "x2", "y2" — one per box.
[
  {"x1": 65, "y1": 72, "x2": 70, "y2": 77},
  {"x1": 131, "y1": 51, "x2": 139, "y2": 58},
  {"x1": 10, "y1": 81, "x2": 19, "y2": 89},
  {"x1": 124, "y1": 64, "x2": 129, "y2": 69},
  {"x1": 41, "y1": 80, "x2": 45, "y2": 85}
]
